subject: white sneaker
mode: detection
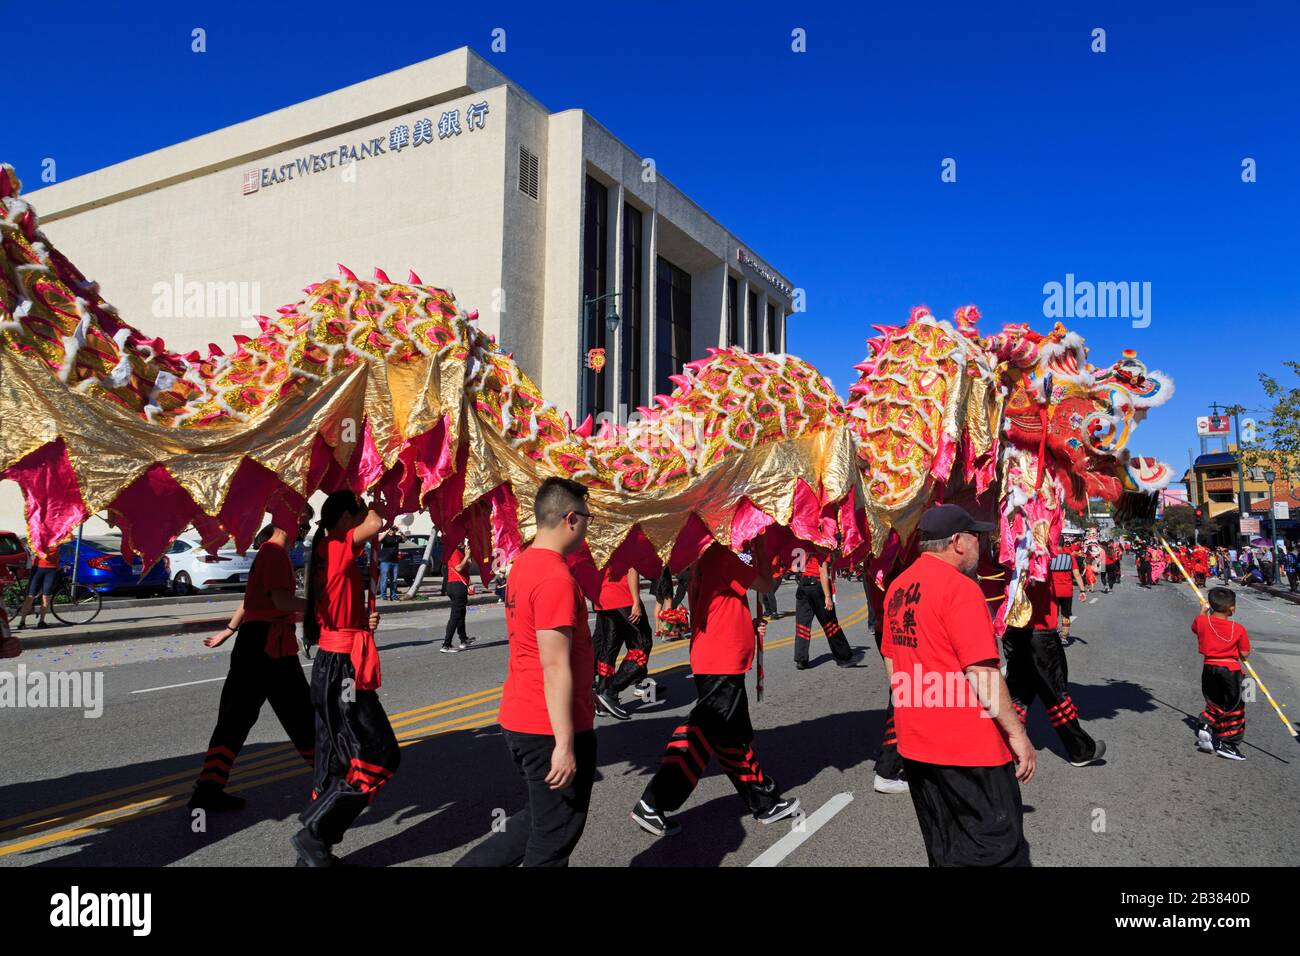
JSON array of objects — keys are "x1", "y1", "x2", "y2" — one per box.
[
  {"x1": 873, "y1": 774, "x2": 909, "y2": 794},
  {"x1": 1196, "y1": 724, "x2": 1214, "y2": 753},
  {"x1": 440, "y1": 645, "x2": 460, "y2": 654}
]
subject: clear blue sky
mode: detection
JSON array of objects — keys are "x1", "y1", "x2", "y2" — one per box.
[{"x1": 7, "y1": 1, "x2": 1298, "y2": 476}]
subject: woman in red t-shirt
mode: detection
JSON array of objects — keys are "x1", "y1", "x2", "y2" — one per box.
[{"x1": 292, "y1": 491, "x2": 395, "y2": 867}]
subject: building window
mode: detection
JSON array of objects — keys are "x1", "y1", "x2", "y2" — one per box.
[
  {"x1": 621, "y1": 204, "x2": 643, "y2": 413},
  {"x1": 726, "y1": 276, "x2": 739, "y2": 347},
  {"x1": 655, "y1": 256, "x2": 691, "y2": 398},
  {"x1": 518, "y1": 146, "x2": 539, "y2": 200},
  {"x1": 582, "y1": 175, "x2": 608, "y2": 421},
  {"x1": 766, "y1": 302, "x2": 778, "y2": 353},
  {"x1": 747, "y1": 290, "x2": 759, "y2": 353}
]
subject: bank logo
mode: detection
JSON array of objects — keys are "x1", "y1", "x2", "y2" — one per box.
[{"x1": 241, "y1": 169, "x2": 260, "y2": 195}]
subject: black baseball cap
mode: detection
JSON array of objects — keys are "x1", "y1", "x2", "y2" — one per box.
[{"x1": 918, "y1": 504, "x2": 996, "y2": 541}]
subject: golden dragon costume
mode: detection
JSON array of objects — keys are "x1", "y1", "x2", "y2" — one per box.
[{"x1": 0, "y1": 164, "x2": 1173, "y2": 627}]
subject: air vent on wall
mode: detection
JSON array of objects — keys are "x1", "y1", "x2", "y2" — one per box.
[{"x1": 518, "y1": 145, "x2": 539, "y2": 200}]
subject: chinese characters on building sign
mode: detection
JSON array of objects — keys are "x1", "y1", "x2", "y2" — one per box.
[
  {"x1": 241, "y1": 101, "x2": 490, "y2": 194},
  {"x1": 736, "y1": 249, "x2": 792, "y2": 298}
]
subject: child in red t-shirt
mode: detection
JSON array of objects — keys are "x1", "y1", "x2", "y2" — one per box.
[
  {"x1": 631, "y1": 539, "x2": 801, "y2": 837},
  {"x1": 1192, "y1": 587, "x2": 1252, "y2": 761}
]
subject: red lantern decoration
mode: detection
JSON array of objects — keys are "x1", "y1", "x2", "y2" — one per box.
[{"x1": 587, "y1": 348, "x2": 606, "y2": 373}]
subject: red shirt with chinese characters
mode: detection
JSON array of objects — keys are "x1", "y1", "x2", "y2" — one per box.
[{"x1": 882, "y1": 554, "x2": 1012, "y2": 767}]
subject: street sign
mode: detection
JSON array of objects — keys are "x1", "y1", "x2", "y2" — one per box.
[
  {"x1": 1275, "y1": 502, "x2": 1290, "y2": 520},
  {"x1": 1197, "y1": 415, "x2": 1230, "y2": 436},
  {"x1": 1240, "y1": 517, "x2": 1261, "y2": 534}
]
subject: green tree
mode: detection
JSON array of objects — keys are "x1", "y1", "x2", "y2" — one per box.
[
  {"x1": 1155, "y1": 504, "x2": 1196, "y2": 543},
  {"x1": 1243, "y1": 362, "x2": 1300, "y2": 477}
]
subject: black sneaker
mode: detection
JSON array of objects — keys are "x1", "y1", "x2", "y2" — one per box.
[
  {"x1": 794, "y1": 661, "x2": 810, "y2": 671},
  {"x1": 187, "y1": 785, "x2": 246, "y2": 812},
  {"x1": 754, "y1": 797, "x2": 801, "y2": 825},
  {"x1": 439, "y1": 645, "x2": 460, "y2": 654},
  {"x1": 291, "y1": 828, "x2": 334, "y2": 867},
  {"x1": 595, "y1": 691, "x2": 631, "y2": 721},
  {"x1": 1215, "y1": 741, "x2": 1246, "y2": 761},
  {"x1": 35, "y1": 620, "x2": 48, "y2": 630},
  {"x1": 1069, "y1": 739, "x2": 1107, "y2": 767},
  {"x1": 458, "y1": 636, "x2": 476, "y2": 650},
  {"x1": 630, "y1": 800, "x2": 681, "y2": 837}
]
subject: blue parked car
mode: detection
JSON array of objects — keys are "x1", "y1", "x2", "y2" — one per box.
[{"x1": 58, "y1": 537, "x2": 170, "y2": 596}]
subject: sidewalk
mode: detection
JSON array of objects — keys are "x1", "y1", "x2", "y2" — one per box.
[
  {"x1": 1247, "y1": 580, "x2": 1300, "y2": 606},
  {"x1": 12, "y1": 585, "x2": 503, "y2": 650}
]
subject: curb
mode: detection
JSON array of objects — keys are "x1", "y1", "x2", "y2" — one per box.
[
  {"x1": 13, "y1": 592, "x2": 502, "y2": 650},
  {"x1": 1247, "y1": 582, "x2": 1300, "y2": 606}
]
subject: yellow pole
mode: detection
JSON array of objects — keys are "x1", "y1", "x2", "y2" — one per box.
[{"x1": 1158, "y1": 535, "x2": 1298, "y2": 738}]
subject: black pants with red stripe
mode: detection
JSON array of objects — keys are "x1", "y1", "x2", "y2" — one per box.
[
  {"x1": 1002, "y1": 626, "x2": 1098, "y2": 764},
  {"x1": 793, "y1": 577, "x2": 852, "y2": 665},
  {"x1": 194, "y1": 622, "x2": 315, "y2": 791},
  {"x1": 1201, "y1": 665, "x2": 1245, "y2": 743},
  {"x1": 592, "y1": 606, "x2": 653, "y2": 696},
  {"x1": 872, "y1": 624, "x2": 903, "y2": 779},
  {"x1": 298, "y1": 649, "x2": 400, "y2": 846},
  {"x1": 641, "y1": 673, "x2": 781, "y2": 815}
]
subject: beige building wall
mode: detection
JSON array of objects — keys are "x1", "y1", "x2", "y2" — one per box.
[{"x1": 1, "y1": 47, "x2": 795, "y2": 541}]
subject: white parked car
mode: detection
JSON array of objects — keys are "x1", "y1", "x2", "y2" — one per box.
[{"x1": 167, "y1": 538, "x2": 255, "y2": 595}]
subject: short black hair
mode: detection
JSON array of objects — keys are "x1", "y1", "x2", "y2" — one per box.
[
  {"x1": 254, "y1": 524, "x2": 275, "y2": 548},
  {"x1": 535, "y1": 477, "x2": 588, "y2": 529},
  {"x1": 1207, "y1": 587, "x2": 1235, "y2": 613}
]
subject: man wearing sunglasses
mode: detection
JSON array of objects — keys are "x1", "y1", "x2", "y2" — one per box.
[
  {"x1": 883, "y1": 504, "x2": 1035, "y2": 866},
  {"x1": 457, "y1": 477, "x2": 596, "y2": 866}
]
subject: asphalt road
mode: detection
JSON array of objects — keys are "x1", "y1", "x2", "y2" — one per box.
[{"x1": 2, "y1": 563, "x2": 1298, "y2": 867}]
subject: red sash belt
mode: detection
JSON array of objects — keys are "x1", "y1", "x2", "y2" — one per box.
[{"x1": 319, "y1": 628, "x2": 381, "y2": 690}]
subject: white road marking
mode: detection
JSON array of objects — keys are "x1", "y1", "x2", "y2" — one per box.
[
  {"x1": 748, "y1": 791, "x2": 854, "y2": 867},
  {"x1": 131, "y1": 661, "x2": 311, "y2": 694},
  {"x1": 131, "y1": 676, "x2": 226, "y2": 694}
]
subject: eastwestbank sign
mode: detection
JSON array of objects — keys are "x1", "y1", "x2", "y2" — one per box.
[
  {"x1": 241, "y1": 101, "x2": 490, "y2": 195},
  {"x1": 736, "y1": 248, "x2": 793, "y2": 297}
]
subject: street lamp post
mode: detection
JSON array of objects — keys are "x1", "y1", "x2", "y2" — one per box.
[
  {"x1": 580, "y1": 292, "x2": 622, "y2": 424},
  {"x1": 1264, "y1": 468, "x2": 1278, "y2": 583}
]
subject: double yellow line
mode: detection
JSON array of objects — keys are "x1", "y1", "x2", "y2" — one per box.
[{"x1": 0, "y1": 597, "x2": 869, "y2": 859}]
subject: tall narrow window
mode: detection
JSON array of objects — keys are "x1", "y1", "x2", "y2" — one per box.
[
  {"x1": 655, "y1": 256, "x2": 691, "y2": 398},
  {"x1": 726, "y1": 276, "x2": 739, "y2": 347},
  {"x1": 582, "y1": 176, "x2": 608, "y2": 421},
  {"x1": 747, "y1": 290, "x2": 759, "y2": 353},
  {"x1": 621, "y1": 204, "x2": 643, "y2": 414},
  {"x1": 766, "y1": 302, "x2": 778, "y2": 353}
]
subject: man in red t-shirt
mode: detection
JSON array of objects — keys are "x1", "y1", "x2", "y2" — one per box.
[
  {"x1": 592, "y1": 562, "x2": 653, "y2": 720},
  {"x1": 189, "y1": 514, "x2": 316, "y2": 812},
  {"x1": 457, "y1": 477, "x2": 596, "y2": 867},
  {"x1": 882, "y1": 504, "x2": 1034, "y2": 866},
  {"x1": 15, "y1": 546, "x2": 62, "y2": 630},
  {"x1": 440, "y1": 543, "x2": 474, "y2": 652},
  {"x1": 1192, "y1": 587, "x2": 1252, "y2": 760},
  {"x1": 631, "y1": 539, "x2": 800, "y2": 837}
]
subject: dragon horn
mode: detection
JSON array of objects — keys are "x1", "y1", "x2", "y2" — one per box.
[
  {"x1": 337, "y1": 263, "x2": 358, "y2": 281},
  {"x1": 407, "y1": 270, "x2": 423, "y2": 284},
  {"x1": 373, "y1": 268, "x2": 391, "y2": 283},
  {"x1": 574, "y1": 414, "x2": 594, "y2": 438}
]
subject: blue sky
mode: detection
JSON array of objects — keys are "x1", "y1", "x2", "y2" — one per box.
[{"x1": 7, "y1": 0, "x2": 1298, "y2": 477}]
